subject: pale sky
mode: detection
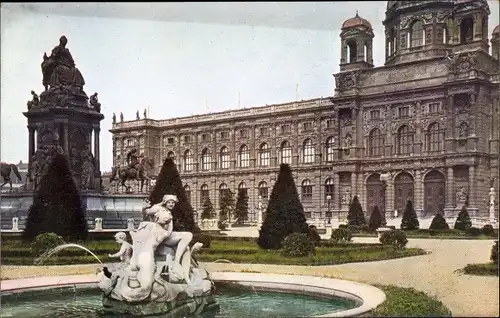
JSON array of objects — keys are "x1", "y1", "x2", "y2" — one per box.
[{"x1": 1, "y1": 2, "x2": 499, "y2": 172}]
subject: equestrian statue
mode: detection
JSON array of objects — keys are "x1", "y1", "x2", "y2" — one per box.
[
  {"x1": 0, "y1": 162, "x2": 23, "y2": 192},
  {"x1": 110, "y1": 149, "x2": 154, "y2": 193}
]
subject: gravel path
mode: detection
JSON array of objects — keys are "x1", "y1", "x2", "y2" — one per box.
[{"x1": 1, "y1": 238, "x2": 498, "y2": 317}]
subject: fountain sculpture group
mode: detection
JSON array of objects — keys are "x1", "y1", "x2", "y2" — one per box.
[{"x1": 97, "y1": 194, "x2": 216, "y2": 316}]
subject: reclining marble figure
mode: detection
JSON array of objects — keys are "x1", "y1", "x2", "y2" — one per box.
[{"x1": 96, "y1": 194, "x2": 213, "y2": 308}]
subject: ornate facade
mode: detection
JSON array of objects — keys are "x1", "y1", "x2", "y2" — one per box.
[{"x1": 110, "y1": 1, "x2": 500, "y2": 221}]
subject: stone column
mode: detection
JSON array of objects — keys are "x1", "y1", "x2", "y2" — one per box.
[
  {"x1": 334, "y1": 172, "x2": 341, "y2": 211},
  {"x1": 414, "y1": 169, "x2": 423, "y2": 216},
  {"x1": 28, "y1": 127, "x2": 35, "y2": 160},
  {"x1": 63, "y1": 124, "x2": 69, "y2": 154},
  {"x1": 445, "y1": 167, "x2": 454, "y2": 213},
  {"x1": 386, "y1": 177, "x2": 394, "y2": 220},
  {"x1": 94, "y1": 127, "x2": 100, "y2": 172},
  {"x1": 340, "y1": 39, "x2": 346, "y2": 64},
  {"x1": 468, "y1": 165, "x2": 476, "y2": 213},
  {"x1": 351, "y1": 172, "x2": 358, "y2": 199}
]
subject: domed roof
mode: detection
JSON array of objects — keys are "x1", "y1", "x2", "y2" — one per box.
[
  {"x1": 493, "y1": 25, "x2": 500, "y2": 35},
  {"x1": 342, "y1": 12, "x2": 372, "y2": 29}
]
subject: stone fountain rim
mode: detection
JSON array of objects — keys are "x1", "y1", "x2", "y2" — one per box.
[{"x1": 1, "y1": 272, "x2": 386, "y2": 317}]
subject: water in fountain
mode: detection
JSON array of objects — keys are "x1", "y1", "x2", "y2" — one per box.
[{"x1": 35, "y1": 243, "x2": 103, "y2": 265}]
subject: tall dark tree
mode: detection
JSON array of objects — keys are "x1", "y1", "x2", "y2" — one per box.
[
  {"x1": 257, "y1": 164, "x2": 309, "y2": 250},
  {"x1": 148, "y1": 157, "x2": 195, "y2": 232},
  {"x1": 401, "y1": 200, "x2": 420, "y2": 230},
  {"x1": 219, "y1": 189, "x2": 235, "y2": 224},
  {"x1": 347, "y1": 196, "x2": 366, "y2": 227},
  {"x1": 201, "y1": 197, "x2": 215, "y2": 219},
  {"x1": 23, "y1": 153, "x2": 87, "y2": 241},
  {"x1": 454, "y1": 205, "x2": 472, "y2": 230},
  {"x1": 368, "y1": 205, "x2": 384, "y2": 231},
  {"x1": 234, "y1": 189, "x2": 249, "y2": 224}
]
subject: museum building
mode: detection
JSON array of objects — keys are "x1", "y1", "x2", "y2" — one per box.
[{"x1": 110, "y1": 1, "x2": 500, "y2": 221}]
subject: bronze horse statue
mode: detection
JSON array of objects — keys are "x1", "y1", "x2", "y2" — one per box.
[
  {"x1": 0, "y1": 162, "x2": 23, "y2": 192},
  {"x1": 110, "y1": 157, "x2": 154, "y2": 193}
]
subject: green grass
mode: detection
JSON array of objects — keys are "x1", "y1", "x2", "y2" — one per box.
[
  {"x1": 352, "y1": 228, "x2": 498, "y2": 240},
  {"x1": 368, "y1": 285, "x2": 452, "y2": 317},
  {"x1": 462, "y1": 263, "x2": 499, "y2": 276},
  {"x1": 0, "y1": 238, "x2": 427, "y2": 266}
]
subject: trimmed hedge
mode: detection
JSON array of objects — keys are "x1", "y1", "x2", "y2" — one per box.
[{"x1": 463, "y1": 263, "x2": 498, "y2": 276}]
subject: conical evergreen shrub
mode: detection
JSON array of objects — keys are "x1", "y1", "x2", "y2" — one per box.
[
  {"x1": 368, "y1": 205, "x2": 384, "y2": 231},
  {"x1": 400, "y1": 200, "x2": 419, "y2": 230},
  {"x1": 234, "y1": 189, "x2": 249, "y2": 224},
  {"x1": 347, "y1": 196, "x2": 366, "y2": 227},
  {"x1": 429, "y1": 212, "x2": 449, "y2": 230},
  {"x1": 257, "y1": 164, "x2": 309, "y2": 249},
  {"x1": 454, "y1": 205, "x2": 472, "y2": 231},
  {"x1": 23, "y1": 153, "x2": 87, "y2": 241},
  {"x1": 200, "y1": 197, "x2": 215, "y2": 219},
  {"x1": 148, "y1": 157, "x2": 195, "y2": 232}
]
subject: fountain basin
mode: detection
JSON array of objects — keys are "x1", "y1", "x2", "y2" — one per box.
[{"x1": 1, "y1": 272, "x2": 385, "y2": 317}]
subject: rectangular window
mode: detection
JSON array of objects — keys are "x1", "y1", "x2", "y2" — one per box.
[
  {"x1": 239, "y1": 129, "x2": 248, "y2": 138},
  {"x1": 202, "y1": 134, "x2": 211, "y2": 142},
  {"x1": 167, "y1": 137, "x2": 175, "y2": 145},
  {"x1": 302, "y1": 122, "x2": 313, "y2": 131},
  {"x1": 370, "y1": 110, "x2": 380, "y2": 120},
  {"x1": 183, "y1": 135, "x2": 191, "y2": 143},
  {"x1": 398, "y1": 106, "x2": 410, "y2": 118},
  {"x1": 280, "y1": 124, "x2": 291, "y2": 134},
  {"x1": 326, "y1": 119, "x2": 334, "y2": 129},
  {"x1": 428, "y1": 103, "x2": 440, "y2": 114},
  {"x1": 260, "y1": 127, "x2": 269, "y2": 137},
  {"x1": 220, "y1": 131, "x2": 229, "y2": 140}
]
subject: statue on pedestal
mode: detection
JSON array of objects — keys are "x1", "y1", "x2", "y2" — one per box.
[
  {"x1": 38, "y1": 36, "x2": 88, "y2": 108},
  {"x1": 96, "y1": 194, "x2": 214, "y2": 315}
]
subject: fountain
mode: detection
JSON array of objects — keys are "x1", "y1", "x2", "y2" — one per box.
[{"x1": 95, "y1": 194, "x2": 216, "y2": 316}]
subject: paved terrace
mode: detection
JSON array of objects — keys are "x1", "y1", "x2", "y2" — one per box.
[{"x1": 1, "y1": 238, "x2": 498, "y2": 317}]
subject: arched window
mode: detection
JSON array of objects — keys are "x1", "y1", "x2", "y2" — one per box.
[
  {"x1": 326, "y1": 137, "x2": 335, "y2": 162},
  {"x1": 460, "y1": 17, "x2": 474, "y2": 44},
  {"x1": 183, "y1": 150, "x2": 194, "y2": 172},
  {"x1": 259, "y1": 143, "x2": 270, "y2": 167},
  {"x1": 301, "y1": 179, "x2": 312, "y2": 202},
  {"x1": 280, "y1": 141, "x2": 292, "y2": 164},
  {"x1": 324, "y1": 178, "x2": 334, "y2": 203},
  {"x1": 238, "y1": 182, "x2": 248, "y2": 197},
  {"x1": 219, "y1": 183, "x2": 229, "y2": 200},
  {"x1": 427, "y1": 122, "x2": 444, "y2": 152},
  {"x1": 369, "y1": 128, "x2": 385, "y2": 157},
  {"x1": 410, "y1": 20, "x2": 424, "y2": 47},
  {"x1": 302, "y1": 139, "x2": 315, "y2": 163},
  {"x1": 184, "y1": 185, "x2": 191, "y2": 204},
  {"x1": 219, "y1": 146, "x2": 230, "y2": 169},
  {"x1": 346, "y1": 40, "x2": 357, "y2": 63},
  {"x1": 239, "y1": 145, "x2": 250, "y2": 168},
  {"x1": 397, "y1": 125, "x2": 414, "y2": 155},
  {"x1": 201, "y1": 148, "x2": 211, "y2": 171},
  {"x1": 200, "y1": 184, "x2": 209, "y2": 205},
  {"x1": 388, "y1": 28, "x2": 396, "y2": 55},
  {"x1": 258, "y1": 181, "x2": 268, "y2": 201}
]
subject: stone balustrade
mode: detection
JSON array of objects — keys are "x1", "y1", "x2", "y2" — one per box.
[{"x1": 199, "y1": 219, "x2": 219, "y2": 231}]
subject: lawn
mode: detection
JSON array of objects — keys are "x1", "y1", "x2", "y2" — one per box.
[
  {"x1": 0, "y1": 237, "x2": 427, "y2": 266},
  {"x1": 368, "y1": 285, "x2": 452, "y2": 317}
]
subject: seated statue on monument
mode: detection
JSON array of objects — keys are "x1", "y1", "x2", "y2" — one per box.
[
  {"x1": 38, "y1": 35, "x2": 89, "y2": 108},
  {"x1": 96, "y1": 194, "x2": 215, "y2": 315}
]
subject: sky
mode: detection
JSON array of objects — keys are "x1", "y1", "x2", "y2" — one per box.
[{"x1": 1, "y1": 2, "x2": 499, "y2": 172}]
